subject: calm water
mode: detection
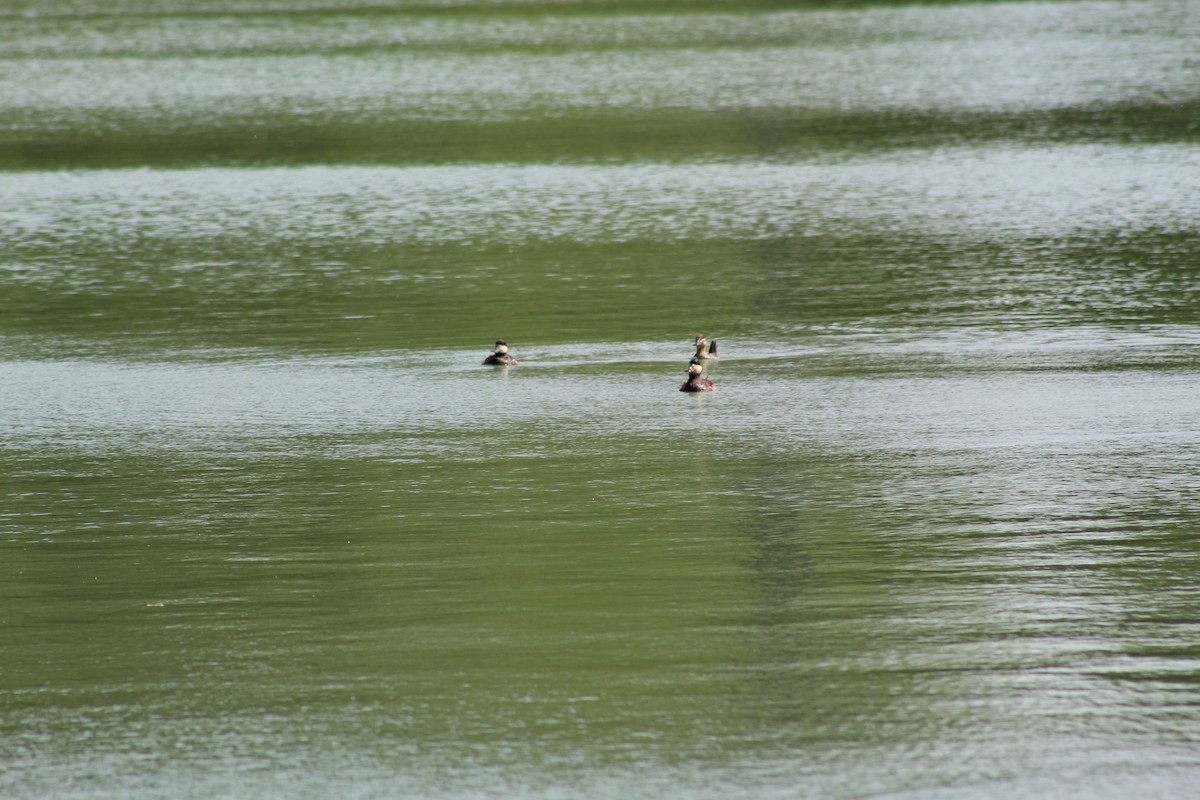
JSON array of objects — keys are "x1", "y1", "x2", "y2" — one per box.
[{"x1": 3, "y1": 1, "x2": 1200, "y2": 798}]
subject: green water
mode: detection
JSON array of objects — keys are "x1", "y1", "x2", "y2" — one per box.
[{"x1": 3, "y1": 1, "x2": 1200, "y2": 798}]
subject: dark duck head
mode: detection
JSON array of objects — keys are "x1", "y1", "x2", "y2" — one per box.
[
  {"x1": 482, "y1": 339, "x2": 518, "y2": 366},
  {"x1": 680, "y1": 358, "x2": 716, "y2": 392}
]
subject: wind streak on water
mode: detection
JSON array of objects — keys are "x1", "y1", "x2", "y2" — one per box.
[
  {"x1": 1, "y1": 3, "x2": 1195, "y2": 122},
  {"x1": 6, "y1": 143, "x2": 1195, "y2": 354},
  {"x1": 4, "y1": 145, "x2": 1197, "y2": 252}
]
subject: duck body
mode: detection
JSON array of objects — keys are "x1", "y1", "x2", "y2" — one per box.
[
  {"x1": 681, "y1": 375, "x2": 716, "y2": 392},
  {"x1": 680, "y1": 359, "x2": 716, "y2": 392},
  {"x1": 482, "y1": 352, "x2": 517, "y2": 366},
  {"x1": 483, "y1": 340, "x2": 517, "y2": 366}
]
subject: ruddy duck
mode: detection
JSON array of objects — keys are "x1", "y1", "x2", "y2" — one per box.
[
  {"x1": 693, "y1": 333, "x2": 718, "y2": 361},
  {"x1": 482, "y1": 339, "x2": 517, "y2": 366},
  {"x1": 680, "y1": 358, "x2": 716, "y2": 392}
]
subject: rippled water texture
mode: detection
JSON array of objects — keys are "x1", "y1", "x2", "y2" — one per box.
[{"x1": 3, "y1": 1, "x2": 1200, "y2": 799}]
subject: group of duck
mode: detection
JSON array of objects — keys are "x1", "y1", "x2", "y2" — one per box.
[
  {"x1": 681, "y1": 334, "x2": 718, "y2": 392},
  {"x1": 482, "y1": 334, "x2": 719, "y2": 392}
]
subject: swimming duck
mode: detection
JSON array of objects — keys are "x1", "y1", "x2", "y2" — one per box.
[
  {"x1": 482, "y1": 339, "x2": 517, "y2": 366},
  {"x1": 680, "y1": 358, "x2": 716, "y2": 392},
  {"x1": 693, "y1": 333, "x2": 718, "y2": 361}
]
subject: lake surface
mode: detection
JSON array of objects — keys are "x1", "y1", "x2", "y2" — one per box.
[{"x1": 3, "y1": 1, "x2": 1200, "y2": 798}]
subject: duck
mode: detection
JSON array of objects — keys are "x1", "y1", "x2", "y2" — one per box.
[
  {"x1": 693, "y1": 333, "x2": 718, "y2": 362},
  {"x1": 680, "y1": 358, "x2": 716, "y2": 392},
  {"x1": 482, "y1": 339, "x2": 518, "y2": 366}
]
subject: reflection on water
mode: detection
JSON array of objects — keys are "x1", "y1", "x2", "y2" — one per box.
[
  {"x1": 5, "y1": 329, "x2": 1200, "y2": 798},
  {"x1": 4, "y1": 145, "x2": 1199, "y2": 354},
  {"x1": 4, "y1": 0, "x2": 1200, "y2": 797}
]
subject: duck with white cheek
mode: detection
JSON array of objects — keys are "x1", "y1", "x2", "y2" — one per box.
[
  {"x1": 482, "y1": 339, "x2": 517, "y2": 366},
  {"x1": 680, "y1": 358, "x2": 716, "y2": 392}
]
